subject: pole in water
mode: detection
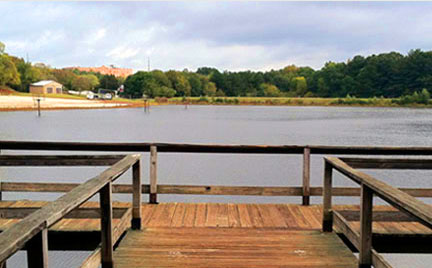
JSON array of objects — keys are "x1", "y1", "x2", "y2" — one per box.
[{"x1": 37, "y1": 98, "x2": 41, "y2": 117}]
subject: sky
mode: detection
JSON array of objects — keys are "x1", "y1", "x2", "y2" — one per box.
[{"x1": 1, "y1": 1, "x2": 432, "y2": 72}]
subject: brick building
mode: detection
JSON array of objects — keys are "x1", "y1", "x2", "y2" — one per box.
[{"x1": 64, "y1": 65, "x2": 133, "y2": 78}]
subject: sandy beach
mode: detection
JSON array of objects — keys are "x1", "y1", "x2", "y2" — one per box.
[{"x1": 0, "y1": 96, "x2": 132, "y2": 111}]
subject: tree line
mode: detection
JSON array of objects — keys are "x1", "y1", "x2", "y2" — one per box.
[
  {"x1": 2, "y1": 40, "x2": 432, "y2": 99},
  {"x1": 0, "y1": 42, "x2": 124, "y2": 93}
]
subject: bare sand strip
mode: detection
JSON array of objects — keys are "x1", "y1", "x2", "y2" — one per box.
[{"x1": 0, "y1": 96, "x2": 131, "y2": 111}]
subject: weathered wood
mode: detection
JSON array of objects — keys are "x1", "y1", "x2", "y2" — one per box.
[
  {"x1": 132, "y1": 160, "x2": 142, "y2": 229},
  {"x1": 149, "y1": 146, "x2": 157, "y2": 204},
  {"x1": 0, "y1": 207, "x2": 127, "y2": 219},
  {"x1": 79, "y1": 207, "x2": 132, "y2": 268},
  {"x1": 310, "y1": 186, "x2": 432, "y2": 197},
  {"x1": 333, "y1": 211, "x2": 360, "y2": 249},
  {"x1": 338, "y1": 210, "x2": 417, "y2": 222},
  {"x1": 359, "y1": 185, "x2": 373, "y2": 268},
  {"x1": 0, "y1": 154, "x2": 139, "y2": 263},
  {"x1": 100, "y1": 182, "x2": 113, "y2": 268},
  {"x1": 0, "y1": 155, "x2": 126, "y2": 166},
  {"x1": 333, "y1": 211, "x2": 393, "y2": 268},
  {"x1": 26, "y1": 228, "x2": 48, "y2": 268},
  {"x1": 113, "y1": 228, "x2": 358, "y2": 268},
  {"x1": 4, "y1": 182, "x2": 432, "y2": 198},
  {"x1": 326, "y1": 157, "x2": 432, "y2": 229},
  {"x1": 3, "y1": 140, "x2": 432, "y2": 155},
  {"x1": 371, "y1": 249, "x2": 393, "y2": 268},
  {"x1": 341, "y1": 157, "x2": 432, "y2": 169},
  {"x1": 302, "y1": 147, "x2": 311, "y2": 205},
  {"x1": 322, "y1": 161, "x2": 333, "y2": 232}
]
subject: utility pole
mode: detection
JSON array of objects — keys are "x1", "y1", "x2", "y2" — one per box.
[{"x1": 147, "y1": 57, "x2": 150, "y2": 72}]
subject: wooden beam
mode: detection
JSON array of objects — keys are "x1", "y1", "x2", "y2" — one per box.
[
  {"x1": 3, "y1": 140, "x2": 432, "y2": 155},
  {"x1": 322, "y1": 161, "x2": 333, "y2": 232},
  {"x1": 333, "y1": 211, "x2": 393, "y2": 268},
  {"x1": 326, "y1": 157, "x2": 432, "y2": 229},
  {"x1": 302, "y1": 147, "x2": 311, "y2": 205},
  {"x1": 333, "y1": 211, "x2": 360, "y2": 249},
  {"x1": 359, "y1": 185, "x2": 373, "y2": 268},
  {"x1": 149, "y1": 146, "x2": 157, "y2": 204},
  {"x1": 0, "y1": 154, "x2": 139, "y2": 263},
  {"x1": 371, "y1": 249, "x2": 393, "y2": 268},
  {"x1": 132, "y1": 160, "x2": 142, "y2": 229},
  {"x1": 340, "y1": 157, "x2": 432, "y2": 169},
  {"x1": 26, "y1": 228, "x2": 48, "y2": 268},
  {"x1": 100, "y1": 182, "x2": 113, "y2": 268},
  {"x1": 337, "y1": 210, "x2": 417, "y2": 222},
  {"x1": 0, "y1": 155, "x2": 126, "y2": 166},
  {"x1": 0, "y1": 207, "x2": 127, "y2": 219}
]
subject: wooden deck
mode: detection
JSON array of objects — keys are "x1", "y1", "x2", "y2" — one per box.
[
  {"x1": 0, "y1": 201, "x2": 430, "y2": 235},
  {"x1": 113, "y1": 228, "x2": 357, "y2": 268}
]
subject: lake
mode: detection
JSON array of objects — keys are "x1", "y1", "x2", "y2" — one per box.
[{"x1": 1, "y1": 105, "x2": 431, "y2": 267}]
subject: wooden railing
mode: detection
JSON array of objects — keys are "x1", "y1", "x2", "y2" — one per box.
[
  {"x1": 0, "y1": 154, "x2": 142, "y2": 268},
  {"x1": 2, "y1": 141, "x2": 432, "y2": 205},
  {"x1": 322, "y1": 157, "x2": 432, "y2": 268}
]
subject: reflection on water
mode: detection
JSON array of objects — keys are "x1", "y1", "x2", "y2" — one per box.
[{"x1": 1, "y1": 105, "x2": 432, "y2": 267}]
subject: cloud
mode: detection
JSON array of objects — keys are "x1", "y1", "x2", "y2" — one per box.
[
  {"x1": 1, "y1": 2, "x2": 432, "y2": 71},
  {"x1": 107, "y1": 46, "x2": 141, "y2": 60}
]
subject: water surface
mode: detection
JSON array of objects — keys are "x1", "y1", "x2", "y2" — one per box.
[{"x1": 1, "y1": 105, "x2": 431, "y2": 267}]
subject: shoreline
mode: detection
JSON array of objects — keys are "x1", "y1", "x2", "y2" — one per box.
[{"x1": 1, "y1": 95, "x2": 431, "y2": 112}]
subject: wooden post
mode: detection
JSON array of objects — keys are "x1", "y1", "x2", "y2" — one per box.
[
  {"x1": 302, "y1": 147, "x2": 311, "y2": 205},
  {"x1": 322, "y1": 161, "x2": 333, "y2": 232},
  {"x1": 27, "y1": 228, "x2": 48, "y2": 268},
  {"x1": 149, "y1": 146, "x2": 158, "y2": 204},
  {"x1": 100, "y1": 182, "x2": 113, "y2": 268},
  {"x1": 132, "y1": 160, "x2": 142, "y2": 230},
  {"x1": 359, "y1": 184, "x2": 373, "y2": 268}
]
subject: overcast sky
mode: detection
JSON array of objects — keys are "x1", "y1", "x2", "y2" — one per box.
[{"x1": 1, "y1": 2, "x2": 432, "y2": 72}]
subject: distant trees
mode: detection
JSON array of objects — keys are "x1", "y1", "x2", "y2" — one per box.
[
  {"x1": 0, "y1": 43, "x2": 20, "y2": 87},
  {"x1": 3, "y1": 39, "x2": 432, "y2": 100}
]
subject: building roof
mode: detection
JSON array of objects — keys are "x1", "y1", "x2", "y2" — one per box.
[{"x1": 31, "y1": 80, "x2": 61, "y2": 86}]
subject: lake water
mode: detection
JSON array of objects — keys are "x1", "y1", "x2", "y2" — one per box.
[{"x1": 1, "y1": 105, "x2": 432, "y2": 267}]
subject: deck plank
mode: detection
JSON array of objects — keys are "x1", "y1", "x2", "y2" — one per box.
[{"x1": 113, "y1": 228, "x2": 358, "y2": 268}]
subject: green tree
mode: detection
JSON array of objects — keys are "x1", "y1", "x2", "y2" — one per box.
[
  {"x1": 0, "y1": 54, "x2": 20, "y2": 87},
  {"x1": 293, "y1": 76, "x2": 308, "y2": 96},
  {"x1": 82, "y1": 74, "x2": 99, "y2": 91},
  {"x1": 0, "y1": 42, "x2": 5, "y2": 54},
  {"x1": 260, "y1": 83, "x2": 281, "y2": 97},
  {"x1": 166, "y1": 70, "x2": 191, "y2": 96},
  {"x1": 99, "y1": 75, "x2": 120, "y2": 90}
]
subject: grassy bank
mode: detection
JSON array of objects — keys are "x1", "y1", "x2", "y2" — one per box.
[{"x1": 158, "y1": 96, "x2": 432, "y2": 108}]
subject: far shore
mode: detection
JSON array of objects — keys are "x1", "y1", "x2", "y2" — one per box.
[{"x1": 1, "y1": 94, "x2": 431, "y2": 112}]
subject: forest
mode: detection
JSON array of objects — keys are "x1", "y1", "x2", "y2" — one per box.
[{"x1": 1, "y1": 41, "x2": 432, "y2": 102}]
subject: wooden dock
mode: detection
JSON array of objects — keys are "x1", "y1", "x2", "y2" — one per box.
[{"x1": 0, "y1": 141, "x2": 432, "y2": 268}]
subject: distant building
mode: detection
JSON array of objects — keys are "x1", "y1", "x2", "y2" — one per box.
[
  {"x1": 29, "y1": 80, "x2": 63, "y2": 95},
  {"x1": 64, "y1": 65, "x2": 134, "y2": 78}
]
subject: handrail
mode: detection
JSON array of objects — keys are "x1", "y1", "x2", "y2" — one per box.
[
  {"x1": 322, "y1": 157, "x2": 432, "y2": 268},
  {"x1": 2, "y1": 140, "x2": 432, "y2": 154},
  {"x1": 0, "y1": 154, "x2": 141, "y2": 268},
  {"x1": 2, "y1": 141, "x2": 432, "y2": 205},
  {"x1": 327, "y1": 157, "x2": 432, "y2": 227}
]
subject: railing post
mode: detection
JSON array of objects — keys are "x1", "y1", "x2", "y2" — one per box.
[
  {"x1": 100, "y1": 182, "x2": 113, "y2": 268},
  {"x1": 322, "y1": 160, "x2": 333, "y2": 232},
  {"x1": 302, "y1": 147, "x2": 311, "y2": 205},
  {"x1": 27, "y1": 228, "x2": 48, "y2": 268},
  {"x1": 132, "y1": 159, "x2": 142, "y2": 230},
  {"x1": 359, "y1": 184, "x2": 373, "y2": 268},
  {"x1": 150, "y1": 146, "x2": 158, "y2": 204}
]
